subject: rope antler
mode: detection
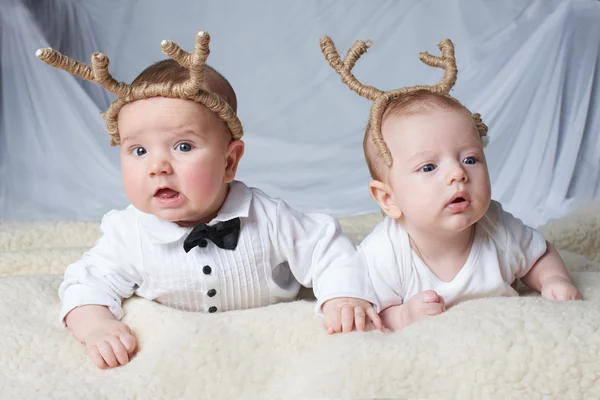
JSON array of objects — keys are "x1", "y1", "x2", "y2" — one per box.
[
  {"x1": 320, "y1": 36, "x2": 457, "y2": 102},
  {"x1": 320, "y1": 36, "x2": 480, "y2": 167},
  {"x1": 388, "y1": 39, "x2": 457, "y2": 97},
  {"x1": 320, "y1": 36, "x2": 383, "y2": 101},
  {"x1": 36, "y1": 30, "x2": 243, "y2": 146},
  {"x1": 36, "y1": 48, "x2": 131, "y2": 98},
  {"x1": 161, "y1": 30, "x2": 211, "y2": 97}
]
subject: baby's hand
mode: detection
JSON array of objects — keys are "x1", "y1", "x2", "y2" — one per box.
[
  {"x1": 322, "y1": 297, "x2": 382, "y2": 334},
  {"x1": 380, "y1": 290, "x2": 445, "y2": 332},
  {"x1": 541, "y1": 276, "x2": 583, "y2": 301},
  {"x1": 405, "y1": 290, "x2": 446, "y2": 325},
  {"x1": 84, "y1": 319, "x2": 138, "y2": 369}
]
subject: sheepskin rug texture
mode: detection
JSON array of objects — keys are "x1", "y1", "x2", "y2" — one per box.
[{"x1": 1, "y1": 203, "x2": 600, "y2": 399}]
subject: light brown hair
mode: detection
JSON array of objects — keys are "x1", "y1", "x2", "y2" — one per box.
[
  {"x1": 320, "y1": 36, "x2": 487, "y2": 178},
  {"x1": 131, "y1": 59, "x2": 237, "y2": 113},
  {"x1": 363, "y1": 90, "x2": 485, "y2": 180},
  {"x1": 37, "y1": 30, "x2": 242, "y2": 145}
]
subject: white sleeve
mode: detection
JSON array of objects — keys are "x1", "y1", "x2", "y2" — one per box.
[
  {"x1": 58, "y1": 210, "x2": 143, "y2": 323},
  {"x1": 357, "y1": 231, "x2": 404, "y2": 312},
  {"x1": 487, "y1": 202, "x2": 547, "y2": 280},
  {"x1": 273, "y1": 199, "x2": 379, "y2": 315}
]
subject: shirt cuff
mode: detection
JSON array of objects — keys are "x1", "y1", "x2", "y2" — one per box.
[
  {"x1": 313, "y1": 267, "x2": 380, "y2": 316},
  {"x1": 59, "y1": 284, "x2": 124, "y2": 325}
]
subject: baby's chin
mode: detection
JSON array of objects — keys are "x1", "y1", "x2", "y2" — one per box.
[
  {"x1": 135, "y1": 204, "x2": 196, "y2": 224},
  {"x1": 441, "y1": 210, "x2": 484, "y2": 233},
  {"x1": 162, "y1": 208, "x2": 219, "y2": 226}
]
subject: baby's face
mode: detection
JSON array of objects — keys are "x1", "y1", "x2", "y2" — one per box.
[
  {"x1": 382, "y1": 109, "x2": 491, "y2": 234},
  {"x1": 118, "y1": 97, "x2": 242, "y2": 226}
]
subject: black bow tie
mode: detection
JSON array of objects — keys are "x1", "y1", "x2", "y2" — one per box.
[{"x1": 183, "y1": 217, "x2": 241, "y2": 253}]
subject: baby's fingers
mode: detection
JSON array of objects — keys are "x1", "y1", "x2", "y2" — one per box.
[
  {"x1": 96, "y1": 340, "x2": 119, "y2": 368},
  {"x1": 425, "y1": 302, "x2": 445, "y2": 316},
  {"x1": 549, "y1": 286, "x2": 576, "y2": 301},
  {"x1": 120, "y1": 332, "x2": 138, "y2": 354},
  {"x1": 366, "y1": 307, "x2": 383, "y2": 331},
  {"x1": 87, "y1": 345, "x2": 109, "y2": 369},
  {"x1": 420, "y1": 290, "x2": 440, "y2": 303},
  {"x1": 324, "y1": 308, "x2": 341, "y2": 334},
  {"x1": 553, "y1": 290, "x2": 570, "y2": 301},
  {"x1": 341, "y1": 304, "x2": 355, "y2": 333},
  {"x1": 354, "y1": 306, "x2": 366, "y2": 332},
  {"x1": 439, "y1": 296, "x2": 446, "y2": 311},
  {"x1": 108, "y1": 336, "x2": 130, "y2": 366},
  {"x1": 564, "y1": 289, "x2": 583, "y2": 301}
]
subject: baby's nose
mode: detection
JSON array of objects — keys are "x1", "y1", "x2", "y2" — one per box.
[{"x1": 149, "y1": 159, "x2": 173, "y2": 176}]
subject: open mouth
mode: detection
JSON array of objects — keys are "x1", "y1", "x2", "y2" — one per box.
[
  {"x1": 154, "y1": 187, "x2": 180, "y2": 199},
  {"x1": 446, "y1": 192, "x2": 471, "y2": 212},
  {"x1": 448, "y1": 191, "x2": 470, "y2": 204}
]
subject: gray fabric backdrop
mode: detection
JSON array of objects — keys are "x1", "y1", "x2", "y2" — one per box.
[{"x1": 1, "y1": 0, "x2": 599, "y2": 227}]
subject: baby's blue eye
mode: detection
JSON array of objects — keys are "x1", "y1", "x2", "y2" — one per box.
[
  {"x1": 463, "y1": 156, "x2": 478, "y2": 165},
  {"x1": 177, "y1": 143, "x2": 192, "y2": 152},
  {"x1": 132, "y1": 147, "x2": 146, "y2": 157},
  {"x1": 420, "y1": 164, "x2": 436, "y2": 173}
]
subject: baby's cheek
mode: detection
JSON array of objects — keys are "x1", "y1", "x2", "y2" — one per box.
[
  {"x1": 181, "y1": 162, "x2": 224, "y2": 199},
  {"x1": 121, "y1": 167, "x2": 149, "y2": 209},
  {"x1": 121, "y1": 165, "x2": 137, "y2": 192}
]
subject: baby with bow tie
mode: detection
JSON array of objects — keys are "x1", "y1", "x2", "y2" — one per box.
[{"x1": 38, "y1": 31, "x2": 381, "y2": 369}]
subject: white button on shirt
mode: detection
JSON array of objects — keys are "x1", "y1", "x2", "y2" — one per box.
[
  {"x1": 358, "y1": 201, "x2": 547, "y2": 311},
  {"x1": 59, "y1": 181, "x2": 377, "y2": 321}
]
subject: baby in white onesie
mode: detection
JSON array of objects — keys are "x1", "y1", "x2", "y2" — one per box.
[
  {"x1": 320, "y1": 35, "x2": 583, "y2": 332},
  {"x1": 357, "y1": 90, "x2": 583, "y2": 331}
]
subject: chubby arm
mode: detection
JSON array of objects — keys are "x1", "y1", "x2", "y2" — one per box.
[
  {"x1": 59, "y1": 210, "x2": 142, "y2": 368},
  {"x1": 59, "y1": 210, "x2": 142, "y2": 322},
  {"x1": 489, "y1": 203, "x2": 582, "y2": 301},
  {"x1": 520, "y1": 242, "x2": 568, "y2": 291},
  {"x1": 520, "y1": 241, "x2": 582, "y2": 300},
  {"x1": 65, "y1": 305, "x2": 117, "y2": 342},
  {"x1": 380, "y1": 304, "x2": 411, "y2": 332},
  {"x1": 65, "y1": 305, "x2": 137, "y2": 369},
  {"x1": 380, "y1": 290, "x2": 445, "y2": 332}
]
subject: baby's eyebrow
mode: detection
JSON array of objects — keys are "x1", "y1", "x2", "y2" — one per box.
[
  {"x1": 173, "y1": 128, "x2": 199, "y2": 136},
  {"x1": 409, "y1": 150, "x2": 435, "y2": 161},
  {"x1": 171, "y1": 127, "x2": 208, "y2": 139},
  {"x1": 456, "y1": 143, "x2": 485, "y2": 153},
  {"x1": 119, "y1": 135, "x2": 139, "y2": 146}
]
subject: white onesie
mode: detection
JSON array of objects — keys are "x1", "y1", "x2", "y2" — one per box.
[{"x1": 358, "y1": 201, "x2": 547, "y2": 310}]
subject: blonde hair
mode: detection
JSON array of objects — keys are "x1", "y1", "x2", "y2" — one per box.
[
  {"x1": 37, "y1": 30, "x2": 242, "y2": 146},
  {"x1": 363, "y1": 90, "x2": 487, "y2": 180},
  {"x1": 320, "y1": 36, "x2": 487, "y2": 176}
]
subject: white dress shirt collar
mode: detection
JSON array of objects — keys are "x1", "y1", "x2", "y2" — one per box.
[{"x1": 136, "y1": 180, "x2": 253, "y2": 245}]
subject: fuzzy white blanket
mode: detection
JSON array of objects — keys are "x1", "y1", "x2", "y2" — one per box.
[{"x1": 1, "y1": 204, "x2": 600, "y2": 399}]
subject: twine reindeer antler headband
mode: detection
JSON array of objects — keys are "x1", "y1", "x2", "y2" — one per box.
[
  {"x1": 36, "y1": 30, "x2": 243, "y2": 146},
  {"x1": 320, "y1": 36, "x2": 487, "y2": 166}
]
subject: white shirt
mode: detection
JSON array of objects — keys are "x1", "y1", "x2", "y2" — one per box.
[
  {"x1": 59, "y1": 181, "x2": 377, "y2": 321},
  {"x1": 358, "y1": 201, "x2": 547, "y2": 311}
]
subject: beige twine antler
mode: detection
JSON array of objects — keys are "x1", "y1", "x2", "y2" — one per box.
[
  {"x1": 37, "y1": 30, "x2": 243, "y2": 146},
  {"x1": 161, "y1": 31, "x2": 210, "y2": 98},
  {"x1": 320, "y1": 36, "x2": 486, "y2": 166},
  {"x1": 35, "y1": 48, "x2": 132, "y2": 98}
]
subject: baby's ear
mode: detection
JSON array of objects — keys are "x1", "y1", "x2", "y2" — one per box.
[
  {"x1": 368, "y1": 180, "x2": 402, "y2": 219},
  {"x1": 224, "y1": 140, "x2": 245, "y2": 183}
]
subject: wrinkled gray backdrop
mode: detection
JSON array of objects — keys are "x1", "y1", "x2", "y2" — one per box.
[{"x1": 1, "y1": 0, "x2": 599, "y2": 227}]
